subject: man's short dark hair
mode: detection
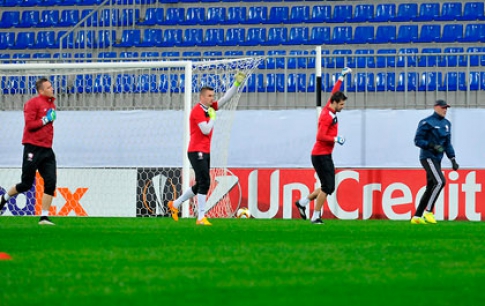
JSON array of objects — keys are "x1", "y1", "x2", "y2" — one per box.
[
  {"x1": 35, "y1": 77, "x2": 49, "y2": 92},
  {"x1": 330, "y1": 91, "x2": 347, "y2": 103},
  {"x1": 200, "y1": 86, "x2": 214, "y2": 95}
]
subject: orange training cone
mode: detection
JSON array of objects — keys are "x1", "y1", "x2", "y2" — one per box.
[{"x1": 0, "y1": 252, "x2": 12, "y2": 260}]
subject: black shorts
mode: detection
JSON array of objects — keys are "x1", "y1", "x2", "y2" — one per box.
[
  {"x1": 311, "y1": 154, "x2": 335, "y2": 195},
  {"x1": 187, "y1": 151, "x2": 211, "y2": 195},
  {"x1": 18, "y1": 143, "x2": 57, "y2": 195}
]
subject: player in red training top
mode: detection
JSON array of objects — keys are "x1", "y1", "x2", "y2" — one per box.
[
  {"x1": 0, "y1": 78, "x2": 57, "y2": 225},
  {"x1": 168, "y1": 72, "x2": 246, "y2": 225},
  {"x1": 294, "y1": 67, "x2": 352, "y2": 224}
]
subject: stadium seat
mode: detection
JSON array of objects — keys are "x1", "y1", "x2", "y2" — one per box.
[
  {"x1": 0, "y1": 11, "x2": 20, "y2": 28},
  {"x1": 374, "y1": 25, "x2": 396, "y2": 43},
  {"x1": 332, "y1": 49, "x2": 352, "y2": 68},
  {"x1": 414, "y1": 3, "x2": 440, "y2": 21},
  {"x1": 138, "y1": 8, "x2": 164, "y2": 25},
  {"x1": 352, "y1": 4, "x2": 374, "y2": 22},
  {"x1": 246, "y1": 6, "x2": 268, "y2": 24},
  {"x1": 225, "y1": 7, "x2": 246, "y2": 24},
  {"x1": 348, "y1": 72, "x2": 373, "y2": 92},
  {"x1": 266, "y1": 50, "x2": 286, "y2": 69},
  {"x1": 57, "y1": 31, "x2": 75, "y2": 49},
  {"x1": 161, "y1": 51, "x2": 180, "y2": 60},
  {"x1": 417, "y1": 24, "x2": 441, "y2": 43},
  {"x1": 134, "y1": 74, "x2": 158, "y2": 94},
  {"x1": 439, "y1": 24, "x2": 463, "y2": 42},
  {"x1": 329, "y1": 26, "x2": 352, "y2": 44},
  {"x1": 467, "y1": 71, "x2": 482, "y2": 90},
  {"x1": 286, "y1": 73, "x2": 306, "y2": 92},
  {"x1": 33, "y1": 53, "x2": 52, "y2": 59},
  {"x1": 160, "y1": 29, "x2": 182, "y2": 47},
  {"x1": 267, "y1": 6, "x2": 289, "y2": 24},
  {"x1": 418, "y1": 48, "x2": 441, "y2": 67},
  {"x1": 74, "y1": 52, "x2": 93, "y2": 62},
  {"x1": 329, "y1": 5, "x2": 352, "y2": 23},
  {"x1": 206, "y1": 7, "x2": 226, "y2": 25},
  {"x1": 114, "y1": 74, "x2": 135, "y2": 93},
  {"x1": 240, "y1": 28, "x2": 266, "y2": 46},
  {"x1": 307, "y1": 49, "x2": 329, "y2": 68},
  {"x1": 397, "y1": 72, "x2": 418, "y2": 91},
  {"x1": 113, "y1": 29, "x2": 141, "y2": 47},
  {"x1": 246, "y1": 50, "x2": 265, "y2": 69},
  {"x1": 439, "y1": 72, "x2": 464, "y2": 91},
  {"x1": 0, "y1": 53, "x2": 10, "y2": 63},
  {"x1": 59, "y1": 0, "x2": 77, "y2": 6},
  {"x1": 440, "y1": 47, "x2": 464, "y2": 67},
  {"x1": 140, "y1": 51, "x2": 160, "y2": 60},
  {"x1": 458, "y1": 2, "x2": 485, "y2": 21},
  {"x1": 34, "y1": 30, "x2": 57, "y2": 49},
  {"x1": 162, "y1": 8, "x2": 184, "y2": 25},
  {"x1": 352, "y1": 26, "x2": 374, "y2": 44},
  {"x1": 58, "y1": 9, "x2": 79, "y2": 27},
  {"x1": 53, "y1": 52, "x2": 72, "y2": 61},
  {"x1": 266, "y1": 73, "x2": 285, "y2": 92},
  {"x1": 435, "y1": 2, "x2": 462, "y2": 21},
  {"x1": 284, "y1": 27, "x2": 308, "y2": 45},
  {"x1": 96, "y1": 30, "x2": 115, "y2": 48},
  {"x1": 288, "y1": 6, "x2": 310, "y2": 23},
  {"x1": 467, "y1": 47, "x2": 485, "y2": 67},
  {"x1": 80, "y1": 9, "x2": 98, "y2": 27},
  {"x1": 182, "y1": 51, "x2": 201, "y2": 61},
  {"x1": 12, "y1": 53, "x2": 31, "y2": 63},
  {"x1": 373, "y1": 4, "x2": 396, "y2": 22},
  {"x1": 308, "y1": 5, "x2": 332, "y2": 23},
  {"x1": 120, "y1": 51, "x2": 139, "y2": 61},
  {"x1": 307, "y1": 26, "x2": 330, "y2": 45},
  {"x1": 224, "y1": 50, "x2": 243, "y2": 57},
  {"x1": 139, "y1": 29, "x2": 162, "y2": 47},
  {"x1": 74, "y1": 30, "x2": 93, "y2": 48},
  {"x1": 93, "y1": 74, "x2": 112, "y2": 93},
  {"x1": 12, "y1": 31, "x2": 35, "y2": 49},
  {"x1": 397, "y1": 48, "x2": 418, "y2": 67},
  {"x1": 20, "y1": 0, "x2": 42, "y2": 6},
  {"x1": 38, "y1": 10, "x2": 59, "y2": 27},
  {"x1": 18, "y1": 10, "x2": 39, "y2": 28},
  {"x1": 396, "y1": 25, "x2": 418, "y2": 43},
  {"x1": 120, "y1": 8, "x2": 140, "y2": 26},
  {"x1": 200, "y1": 28, "x2": 224, "y2": 46},
  {"x1": 419, "y1": 72, "x2": 441, "y2": 91},
  {"x1": 376, "y1": 72, "x2": 396, "y2": 91},
  {"x1": 74, "y1": 75, "x2": 93, "y2": 94},
  {"x1": 244, "y1": 73, "x2": 263, "y2": 93},
  {"x1": 376, "y1": 49, "x2": 397, "y2": 68},
  {"x1": 287, "y1": 50, "x2": 308, "y2": 69},
  {"x1": 394, "y1": 3, "x2": 418, "y2": 21},
  {"x1": 182, "y1": 7, "x2": 205, "y2": 25},
  {"x1": 180, "y1": 28, "x2": 202, "y2": 46},
  {"x1": 355, "y1": 49, "x2": 375, "y2": 68},
  {"x1": 460, "y1": 24, "x2": 485, "y2": 42},
  {"x1": 220, "y1": 28, "x2": 245, "y2": 46}
]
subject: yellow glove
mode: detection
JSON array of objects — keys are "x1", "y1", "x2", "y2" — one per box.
[
  {"x1": 208, "y1": 107, "x2": 216, "y2": 120},
  {"x1": 234, "y1": 72, "x2": 246, "y2": 87}
]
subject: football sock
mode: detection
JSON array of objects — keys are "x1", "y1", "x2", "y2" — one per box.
[
  {"x1": 41, "y1": 210, "x2": 49, "y2": 217},
  {"x1": 174, "y1": 188, "x2": 195, "y2": 208},
  {"x1": 298, "y1": 197, "x2": 310, "y2": 206},
  {"x1": 197, "y1": 193, "x2": 207, "y2": 220},
  {"x1": 311, "y1": 210, "x2": 321, "y2": 221}
]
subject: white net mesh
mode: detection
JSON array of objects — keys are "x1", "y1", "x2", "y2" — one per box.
[{"x1": 0, "y1": 57, "x2": 263, "y2": 218}]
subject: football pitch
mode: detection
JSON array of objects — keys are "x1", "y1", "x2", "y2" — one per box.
[{"x1": 1, "y1": 217, "x2": 484, "y2": 306}]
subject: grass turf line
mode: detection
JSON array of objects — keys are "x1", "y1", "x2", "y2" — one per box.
[{"x1": 1, "y1": 217, "x2": 485, "y2": 306}]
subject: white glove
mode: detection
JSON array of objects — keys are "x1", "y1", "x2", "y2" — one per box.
[
  {"x1": 234, "y1": 72, "x2": 246, "y2": 86},
  {"x1": 334, "y1": 136, "x2": 345, "y2": 145},
  {"x1": 338, "y1": 67, "x2": 352, "y2": 81}
]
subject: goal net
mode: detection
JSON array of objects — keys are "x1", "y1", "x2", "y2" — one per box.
[{"x1": 0, "y1": 57, "x2": 263, "y2": 219}]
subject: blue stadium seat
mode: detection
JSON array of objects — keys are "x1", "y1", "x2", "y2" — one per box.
[
  {"x1": 376, "y1": 49, "x2": 397, "y2": 68},
  {"x1": 439, "y1": 72, "x2": 464, "y2": 91},
  {"x1": 308, "y1": 5, "x2": 331, "y2": 23},
  {"x1": 374, "y1": 25, "x2": 396, "y2": 43},
  {"x1": 53, "y1": 52, "x2": 72, "y2": 61},
  {"x1": 120, "y1": 51, "x2": 139, "y2": 60},
  {"x1": 12, "y1": 31, "x2": 35, "y2": 49},
  {"x1": 284, "y1": 27, "x2": 308, "y2": 45},
  {"x1": 134, "y1": 74, "x2": 158, "y2": 94},
  {"x1": 266, "y1": 50, "x2": 286, "y2": 69},
  {"x1": 246, "y1": 6, "x2": 268, "y2": 24},
  {"x1": 200, "y1": 28, "x2": 224, "y2": 46},
  {"x1": 34, "y1": 31, "x2": 57, "y2": 49},
  {"x1": 267, "y1": 6, "x2": 289, "y2": 24},
  {"x1": 373, "y1": 4, "x2": 396, "y2": 22},
  {"x1": 33, "y1": 53, "x2": 52, "y2": 59},
  {"x1": 458, "y1": 72, "x2": 470, "y2": 91},
  {"x1": 12, "y1": 53, "x2": 31, "y2": 63},
  {"x1": 418, "y1": 48, "x2": 441, "y2": 67},
  {"x1": 224, "y1": 50, "x2": 243, "y2": 57},
  {"x1": 332, "y1": 49, "x2": 352, "y2": 68},
  {"x1": 114, "y1": 74, "x2": 135, "y2": 93},
  {"x1": 0, "y1": 11, "x2": 20, "y2": 28},
  {"x1": 113, "y1": 29, "x2": 141, "y2": 47},
  {"x1": 206, "y1": 7, "x2": 226, "y2": 25},
  {"x1": 266, "y1": 73, "x2": 285, "y2": 92},
  {"x1": 417, "y1": 24, "x2": 441, "y2": 43},
  {"x1": 18, "y1": 10, "x2": 39, "y2": 28},
  {"x1": 440, "y1": 47, "x2": 464, "y2": 67},
  {"x1": 220, "y1": 28, "x2": 244, "y2": 46},
  {"x1": 20, "y1": 0, "x2": 42, "y2": 6},
  {"x1": 458, "y1": 2, "x2": 485, "y2": 21},
  {"x1": 435, "y1": 2, "x2": 462, "y2": 21},
  {"x1": 439, "y1": 24, "x2": 463, "y2": 42},
  {"x1": 355, "y1": 49, "x2": 375, "y2": 68},
  {"x1": 330, "y1": 5, "x2": 352, "y2": 23},
  {"x1": 58, "y1": 9, "x2": 79, "y2": 27},
  {"x1": 307, "y1": 26, "x2": 330, "y2": 45},
  {"x1": 182, "y1": 51, "x2": 201, "y2": 60},
  {"x1": 99, "y1": 9, "x2": 119, "y2": 26},
  {"x1": 287, "y1": 50, "x2": 308, "y2": 69},
  {"x1": 120, "y1": 8, "x2": 139, "y2": 26},
  {"x1": 467, "y1": 72, "x2": 482, "y2": 90},
  {"x1": 138, "y1": 8, "x2": 164, "y2": 25},
  {"x1": 96, "y1": 30, "x2": 115, "y2": 48},
  {"x1": 241, "y1": 28, "x2": 266, "y2": 46},
  {"x1": 330, "y1": 26, "x2": 352, "y2": 44},
  {"x1": 397, "y1": 72, "x2": 418, "y2": 91},
  {"x1": 286, "y1": 73, "x2": 306, "y2": 93},
  {"x1": 467, "y1": 47, "x2": 485, "y2": 67},
  {"x1": 74, "y1": 52, "x2": 93, "y2": 62},
  {"x1": 57, "y1": 31, "x2": 74, "y2": 49},
  {"x1": 244, "y1": 73, "x2": 264, "y2": 93},
  {"x1": 162, "y1": 8, "x2": 184, "y2": 25},
  {"x1": 419, "y1": 72, "x2": 441, "y2": 91},
  {"x1": 348, "y1": 72, "x2": 373, "y2": 92},
  {"x1": 161, "y1": 51, "x2": 180, "y2": 60},
  {"x1": 139, "y1": 29, "x2": 162, "y2": 47},
  {"x1": 74, "y1": 75, "x2": 93, "y2": 94},
  {"x1": 225, "y1": 7, "x2": 246, "y2": 24},
  {"x1": 180, "y1": 28, "x2": 202, "y2": 46},
  {"x1": 376, "y1": 72, "x2": 396, "y2": 91},
  {"x1": 396, "y1": 25, "x2": 418, "y2": 43},
  {"x1": 0, "y1": 54, "x2": 10, "y2": 63},
  {"x1": 140, "y1": 51, "x2": 160, "y2": 60},
  {"x1": 352, "y1": 4, "x2": 374, "y2": 22},
  {"x1": 74, "y1": 30, "x2": 94, "y2": 48},
  {"x1": 307, "y1": 49, "x2": 330, "y2": 68},
  {"x1": 352, "y1": 26, "x2": 374, "y2": 44},
  {"x1": 93, "y1": 74, "x2": 112, "y2": 93},
  {"x1": 460, "y1": 24, "x2": 484, "y2": 42},
  {"x1": 246, "y1": 50, "x2": 265, "y2": 69},
  {"x1": 160, "y1": 29, "x2": 182, "y2": 47},
  {"x1": 288, "y1": 6, "x2": 309, "y2": 23},
  {"x1": 59, "y1": 0, "x2": 77, "y2": 6},
  {"x1": 80, "y1": 9, "x2": 98, "y2": 27},
  {"x1": 38, "y1": 10, "x2": 59, "y2": 27},
  {"x1": 394, "y1": 3, "x2": 418, "y2": 21},
  {"x1": 414, "y1": 3, "x2": 440, "y2": 21},
  {"x1": 397, "y1": 48, "x2": 418, "y2": 67},
  {"x1": 182, "y1": 7, "x2": 205, "y2": 25}
]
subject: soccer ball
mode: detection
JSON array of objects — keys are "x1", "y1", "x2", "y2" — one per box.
[{"x1": 236, "y1": 207, "x2": 251, "y2": 219}]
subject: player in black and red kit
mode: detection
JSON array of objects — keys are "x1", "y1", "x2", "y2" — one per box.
[
  {"x1": 294, "y1": 67, "x2": 352, "y2": 224},
  {"x1": 0, "y1": 78, "x2": 57, "y2": 225},
  {"x1": 168, "y1": 72, "x2": 246, "y2": 225}
]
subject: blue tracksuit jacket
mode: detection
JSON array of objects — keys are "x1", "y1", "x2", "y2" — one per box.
[{"x1": 414, "y1": 112, "x2": 455, "y2": 161}]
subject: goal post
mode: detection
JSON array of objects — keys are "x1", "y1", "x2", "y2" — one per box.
[{"x1": 0, "y1": 57, "x2": 263, "y2": 219}]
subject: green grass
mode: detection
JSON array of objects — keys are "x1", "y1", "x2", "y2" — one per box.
[{"x1": 1, "y1": 217, "x2": 485, "y2": 306}]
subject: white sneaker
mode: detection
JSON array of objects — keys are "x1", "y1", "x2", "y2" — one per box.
[{"x1": 39, "y1": 216, "x2": 55, "y2": 225}]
